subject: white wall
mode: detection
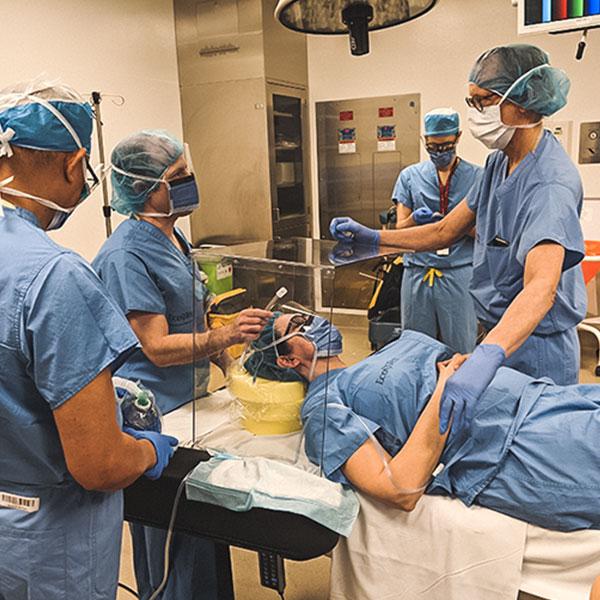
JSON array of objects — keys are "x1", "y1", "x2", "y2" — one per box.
[
  {"x1": 306, "y1": 0, "x2": 600, "y2": 237},
  {"x1": 0, "y1": 0, "x2": 186, "y2": 261}
]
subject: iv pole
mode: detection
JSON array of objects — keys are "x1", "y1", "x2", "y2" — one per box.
[{"x1": 91, "y1": 91, "x2": 113, "y2": 238}]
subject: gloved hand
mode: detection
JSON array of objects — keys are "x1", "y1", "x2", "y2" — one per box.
[
  {"x1": 124, "y1": 427, "x2": 179, "y2": 480},
  {"x1": 329, "y1": 217, "x2": 380, "y2": 246},
  {"x1": 439, "y1": 343, "x2": 506, "y2": 437},
  {"x1": 412, "y1": 207, "x2": 444, "y2": 225},
  {"x1": 328, "y1": 242, "x2": 380, "y2": 266}
]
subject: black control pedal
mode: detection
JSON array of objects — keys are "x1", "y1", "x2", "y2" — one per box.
[{"x1": 258, "y1": 551, "x2": 286, "y2": 596}]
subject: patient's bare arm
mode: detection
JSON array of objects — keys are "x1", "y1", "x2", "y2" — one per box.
[{"x1": 342, "y1": 355, "x2": 466, "y2": 511}]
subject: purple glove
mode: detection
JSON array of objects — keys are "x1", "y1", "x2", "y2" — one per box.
[
  {"x1": 413, "y1": 207, "x2": 443, "y2": 225},
  {"x1": 329, "y1": 217, "x2": 380, "y2": 246},
  {"x1": 124, "y1": 427, "x2": 179, "y2": 480},
  {"x1": 439, "y1": 344, "x2": 506, "y2": 437}
]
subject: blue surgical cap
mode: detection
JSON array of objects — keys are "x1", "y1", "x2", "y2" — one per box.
[
  {"x1": 243, "y1": 313, "x2": 304, "y2": 382},
  {"x1": 0, "y1": 80, "x2": 93, "y2": 157},
  {"x1": 424, "y1": 108, "x2": 460, "y2": 137},
  {"x1": 469, "y1": 44, "x2": 570, "y2": 116},
  {"x1": 110, "y1": 129, "x2": 184, "y2": 216}
]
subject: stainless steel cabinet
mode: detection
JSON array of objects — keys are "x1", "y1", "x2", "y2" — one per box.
[
  {"x1": 267, "y1": 85, "x2": 311, "y2": 238},
  {"x1": 174, "y1": 0, "x2": 311, "y2": 245}
]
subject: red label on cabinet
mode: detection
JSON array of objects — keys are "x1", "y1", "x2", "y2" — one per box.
[
  {"x1": 339, "y1": 111, "x2": 354, "y2": 121},
  {"x1": 379, "y1": 107, "x2": 394, "y2": 118}
]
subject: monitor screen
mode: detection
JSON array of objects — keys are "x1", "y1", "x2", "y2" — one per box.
[{"x1": 519, "y1": 0, "x2": 600, "y2": 33}]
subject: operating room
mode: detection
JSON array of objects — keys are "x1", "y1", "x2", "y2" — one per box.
[{"x1": 2, "y1": 0, "x2": 600, "y2": 599}]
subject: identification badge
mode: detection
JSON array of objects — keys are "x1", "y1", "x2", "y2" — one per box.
[
  {"x1": 0, "y1": 491, "x2": 40, "y2": 513},
  {"x1": 436, "y1": 248, "x2": 450, "y2": 256}
]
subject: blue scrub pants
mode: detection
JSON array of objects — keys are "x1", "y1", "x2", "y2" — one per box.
[
  {"x1": 501, "y1": 326, "x2": 580, "y2": 385},
  {"x1": 130, "y1": 523, "x2": 218, "y2": 600},
  {"x1": 401, "y1": 264, "x2": 478, "y2": 354},
  {"x1": 0, "y1": 482, "x2": 122, "y2": 600}
]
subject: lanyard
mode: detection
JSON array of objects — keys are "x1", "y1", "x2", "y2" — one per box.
[{"x1": 437, "y1": 159, "x2": 459, "y2": 215}]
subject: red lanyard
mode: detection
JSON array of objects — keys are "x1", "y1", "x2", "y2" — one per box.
[{"x1": 437, "y1": 159, "x2": 459, "y2": 215}]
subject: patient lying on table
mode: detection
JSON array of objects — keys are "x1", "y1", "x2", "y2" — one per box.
[{"x1": 244, "y1": 313, "x2": 600, "y2": 533}]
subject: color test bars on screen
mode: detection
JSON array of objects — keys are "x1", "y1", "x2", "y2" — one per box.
[{"x1": 527, "y1": 0, "x2": 600, "y2": 23}]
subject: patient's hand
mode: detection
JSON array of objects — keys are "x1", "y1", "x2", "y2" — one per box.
[{"x1": 437, "y1": 354, "x2": 468, "y2": 382}]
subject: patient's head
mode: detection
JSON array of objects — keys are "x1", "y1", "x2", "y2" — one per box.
[{"x1": 243, "y1": 312, "x2": 344, "y2": 382}]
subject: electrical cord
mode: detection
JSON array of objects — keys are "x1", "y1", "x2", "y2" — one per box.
[{"x1": 147, "y1": 468, "x2": 196, "y2": 600}]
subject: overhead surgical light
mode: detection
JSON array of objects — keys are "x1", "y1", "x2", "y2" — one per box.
[{"x1": 275, "y1": 0, "x2": 438, "y2": 56}]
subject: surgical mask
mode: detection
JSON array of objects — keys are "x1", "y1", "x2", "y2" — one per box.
[
  {"x1": 428, "y1": 148, "x2": 456, "y2": 169},
  {"x1": 468, "y1": 65, "x2": 545, "y2": 151},
  {"x1": 0, "y1": 159, "x2": 103, "y2": 230},
  {"x1": 111, "y1": 165, "x2": 200, "y2": 218},
  {"x1": 300, "y1": 315, "x2": 343, "y2": 358}
]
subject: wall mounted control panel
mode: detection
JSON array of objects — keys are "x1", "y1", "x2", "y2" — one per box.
[{"x1": 579, "y1": 122, "x2": 600, "y2": 164}]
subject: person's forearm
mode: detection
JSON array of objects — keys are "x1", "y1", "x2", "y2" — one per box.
[
  {"x1": 143, "y1": 327, "x2": 236, "y2": 368},
  {"x1": 395, "y1": 215, "x2": 417, "y2": 230},
  {"x1": 381, "y1": 221, "x2": 454, "y2": 250},
  {"x1": 483, "y1": 278, "x2": 556, "y2": 357},
  {"x1": 388, "y1": 384, "x2": 449, "y2": 494},
  {"x1": 83, "y1": 433, "x2": 157, "y2": 492}
]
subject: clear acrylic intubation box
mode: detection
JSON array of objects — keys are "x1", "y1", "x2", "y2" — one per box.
[{"x1": 184, "y1": 238, "x2": 402, "y2": 476}]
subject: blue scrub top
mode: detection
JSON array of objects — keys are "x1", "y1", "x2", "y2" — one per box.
[
  {"x1": 467, "y1": 130, "x2": 586, "y2": 333},
  {"x1": 302, "y1": 330, "x2": 453, "y2": 486},
  {"x1": 302, "y1": 330, "x2": 600, "y2": 531},
  {"x1": 0, "y1": 206, "x2": 138, "y2": 487},
  {"x1": 392, "y1": 158, "x2": 483, "y2": 268},
  {"x1": 92, "y1": 219, "x2": 210, "y2": 414}
]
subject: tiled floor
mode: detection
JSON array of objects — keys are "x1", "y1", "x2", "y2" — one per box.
[{"x1": 117, "y1": 328, "x2": 600, "y2": 600}]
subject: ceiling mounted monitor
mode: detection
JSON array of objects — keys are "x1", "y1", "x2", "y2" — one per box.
[
  {"x1": 275, "y1": 0, "x2": 438, "y2": 56},
  {"x1": 517, "y1": 0, "x2": 600, "y2": 34}
]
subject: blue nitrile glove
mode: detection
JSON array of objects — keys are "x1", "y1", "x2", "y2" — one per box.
[
  {"x1": 439, "y1": 344, "x2": 506, "y2": 437},
  {"x1": 124, "y1": 427, "x2": 179, "y2": 480},
  {"x1": 328, "y1": 242, "x2": 381, "y2": 266},
  {"x1": 412, "y1": 207, "x2": 444, "y2": 225},
  {"x1": 329, "y1": 217, "x2": 381, "y2": 246}
]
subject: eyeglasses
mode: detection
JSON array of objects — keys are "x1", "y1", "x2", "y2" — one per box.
[
  {"x1": 283, "y1": 313, "x2": 314, "y2": 337},
  {"x1": 85, "y1": 157, "x2": 101, "y2": 193},
  {"x1": 273, "y1": 313, "x2": 314, "y2": 357},
  {"x1": 465, "y1": 93, "x2": 498, "y2": 113},
  {"x1": 424, "y1": 141, "x2": 457, "y2": 153}
]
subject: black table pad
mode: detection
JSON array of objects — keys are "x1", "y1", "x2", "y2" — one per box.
[{"x1": 124, "y1": 447, "x2": 340, "y2": 561}]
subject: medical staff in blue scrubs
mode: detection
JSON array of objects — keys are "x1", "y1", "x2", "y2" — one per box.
[
  {"x1": 93, "y1": 130, "x2": 271, "y2": 600},
  {"x1": 0, "y1": 81, "x2": 177, "y2": 600},
  {"x1": 392, "y1": 108, "x2": 482, "y2": 353},
  {"x1": 257, "y1": 315, "x2": 600, "y2": 533},
  {"x1": 330, "y1": 45, "x2": 586, "y2": 438}
]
